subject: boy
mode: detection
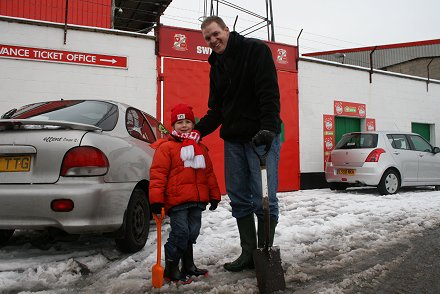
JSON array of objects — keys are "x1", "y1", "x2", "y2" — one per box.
[{"x1": 149, "y1": 103, "x2": 221, "y2": 283}]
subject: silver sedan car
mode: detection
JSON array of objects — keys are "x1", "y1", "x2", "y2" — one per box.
[
  {"x1": 0, "y1": 99, "x2": 169, "y2": 252},
  {"x1": 325, "y1": 131, "x2": 440, "y2": 195}
]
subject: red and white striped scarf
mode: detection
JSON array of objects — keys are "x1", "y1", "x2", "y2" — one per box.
[{"x1": 171, "y1": 130, "x2": 206, "y2": 169}]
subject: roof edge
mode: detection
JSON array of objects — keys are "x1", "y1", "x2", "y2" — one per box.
[
  {"x1": 303, "y1": 39, "x2": 440, "y2": 57},
  {"x1": 299, "y1": 56, "x2": 440, "y2": 84},
  {"x1": 0, "y1": 15, "x2": 155, "y2": 39}
]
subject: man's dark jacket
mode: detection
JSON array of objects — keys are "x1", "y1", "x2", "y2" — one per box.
[{"x1": 196, "y1": 31, "x2": 282, "y2": 142}]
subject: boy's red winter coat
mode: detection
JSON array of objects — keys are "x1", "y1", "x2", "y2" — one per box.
[{"x1": 149, "y1": 137, "x2": 221, "y2": 213}]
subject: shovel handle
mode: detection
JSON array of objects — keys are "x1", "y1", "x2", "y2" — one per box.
[
  {"x1": 153, "y1": 208, "x2": 165, "y2": 263},
  {"x1": 252, "y1": 143, "x2": 272, "y2": 250},
  {"x1": 251, "y1": 142, "x2": 270, "y2": 167},
  {"x1": 152, "y1": 207, "x2": 165, "y2": 223}
]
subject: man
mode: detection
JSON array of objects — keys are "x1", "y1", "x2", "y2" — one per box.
[{"x1": 196, "y1": 16, "x2": 282, "y2": 272}]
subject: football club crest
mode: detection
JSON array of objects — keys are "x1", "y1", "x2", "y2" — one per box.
[
  {"x1": 276, "y1": 48, "x2": 288, "y2": 64},
  {"x1": 173, "y1": 34, "x2": 188, "y2": 51}
]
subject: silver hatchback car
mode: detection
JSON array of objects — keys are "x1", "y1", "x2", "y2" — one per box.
[
  {"x1": 325, "y1": 131, "x2": 440, "y2": 195},
  {"x1": 0, "y1": 99, "x2": 168, "y2": 252}
]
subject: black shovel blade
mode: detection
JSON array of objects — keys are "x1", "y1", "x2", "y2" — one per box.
[{"x1": 253, "y1": 246, "x2": 286, "y2": 294}]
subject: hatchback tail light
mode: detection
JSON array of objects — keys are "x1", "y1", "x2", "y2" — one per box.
[
  {"x1": 327, "y1": 154, "x2": 332, "y2": 162},
  {"x1": 365, "y1": 148, "x2": 385, "y2": 162},
  {"x1": 61, "y1": 146, "x2": 109, "y2": 176}
]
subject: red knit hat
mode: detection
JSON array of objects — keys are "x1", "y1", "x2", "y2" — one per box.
[{"x1": 171, "y1": 104, "x2": 195, "y2": 126}]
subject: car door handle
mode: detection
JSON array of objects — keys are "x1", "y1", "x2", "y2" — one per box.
[{"x1": 393, "y1": 152, "x2": 400, "y2": 155}]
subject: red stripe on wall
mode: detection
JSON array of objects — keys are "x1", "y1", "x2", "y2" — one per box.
[{"x1": 0, "y1": 0, "x2": 111, "y2": 28}]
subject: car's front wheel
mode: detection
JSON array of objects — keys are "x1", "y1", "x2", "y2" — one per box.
[
  {"x1": 0, "y1": 229, "x2": 15, "y2": 246},
  {"x1": 378, "y1": 169, "x2": 400, "y2": 195},
  {"x1": 115, "y1": 187, "x2": 150, "y2": 253}
]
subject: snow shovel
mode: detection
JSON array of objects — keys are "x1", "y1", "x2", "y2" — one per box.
[
  {"x1": 252, "y1": 146, "x2": 286, "y2": 294},
  {"x1": 152, "y1": 207, "x2": 165, "y2": 288}
]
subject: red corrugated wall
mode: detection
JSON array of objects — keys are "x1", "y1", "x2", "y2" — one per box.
[{"x1": 0, "y1": 0, "x2": 111, "y2": 28}]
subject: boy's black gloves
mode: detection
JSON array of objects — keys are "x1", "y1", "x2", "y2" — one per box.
[
  {"x1": 151, "y1": 203, "x2": 164, "y2": 214},
  {"x1": 209, "y1": 200, "x2": 219, "y2": 211},
  {"x1": 252, "y1": 130, "x2": 276, "y2": 151}
]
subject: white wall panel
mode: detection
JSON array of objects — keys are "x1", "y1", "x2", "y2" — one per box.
[
  {"x1": 0, "y1": 19, "x2": 157, "y2": 115},
  {"x1": 299, "y1": 58, "x2": 440, "y2": 173}
]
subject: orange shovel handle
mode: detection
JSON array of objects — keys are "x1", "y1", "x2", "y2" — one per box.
[
  {"x1": 152, "y1": 208, "x2": 164, "y2": 262},
  {"x1": 152, "y1": 207, "x2": 165, "y2": 288}
]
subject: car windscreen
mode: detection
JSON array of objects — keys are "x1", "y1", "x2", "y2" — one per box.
[
  {"x1": 335, "y1": 133, "x2": 378, "y2": 149},
  {"x1": 10, "y1": 100, "x2": 118, "y2": 131}
]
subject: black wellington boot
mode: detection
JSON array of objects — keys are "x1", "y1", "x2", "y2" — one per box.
[
  {"x1": 164, "y1": 259, "x2": 192, "y2": 284},
  {"x1": 181, "y1": 243, "x2": 208, "y2": 277},
  {"x1": 223, "y1": 214, "x2": 257, "y2": 272},
  {"x1": 257, "y1": 217, "x2": 277, "y2": 248}
]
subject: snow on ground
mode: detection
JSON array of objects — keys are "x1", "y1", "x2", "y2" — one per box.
[{"x1": 2, "y1": 187, "x2": 440, "y2": 293}]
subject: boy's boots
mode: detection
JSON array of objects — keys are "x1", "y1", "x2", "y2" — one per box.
[
  {"x1": 181, "y1": 243, "x2": 208, "y2": 276},
  {"x1": 164, "y1": 258, "x2": 192, "y2": 284},
  {"x1": 257, "y1": 217, "x2": 277, "y2": 248},
  {"x1": 223, "y1": 214, "x2": 257, "y2": 272}
]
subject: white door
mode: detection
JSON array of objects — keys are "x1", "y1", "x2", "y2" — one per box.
[
  {"x1": 388, "y1": 134, "x2": 418, "y2": 182},
  {"x1": 408, "y1": 134, "x2": 440, "y2": 183}
]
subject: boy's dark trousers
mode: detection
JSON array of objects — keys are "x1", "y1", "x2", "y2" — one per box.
[{"x1": 164, "y1": 205, "x2": 204, "y2": 280}]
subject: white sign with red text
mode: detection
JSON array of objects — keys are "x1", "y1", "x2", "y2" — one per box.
[{"x1": 0, "y1": 44, "x2": 127, "y2": 69}]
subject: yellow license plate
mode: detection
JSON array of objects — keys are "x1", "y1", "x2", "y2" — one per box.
[
  {"x1": 337, "y1": 169, "x2": 355, "y2": 175},
  {"x1": 0, "y1": 155, "x2": 32, "y2": 172}
]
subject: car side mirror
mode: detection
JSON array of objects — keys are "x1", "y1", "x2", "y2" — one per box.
[{"x1": 433, "y1": 147, "x2": 440, "y2": 154}]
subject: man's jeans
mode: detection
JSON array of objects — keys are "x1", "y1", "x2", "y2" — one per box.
[
  {"x1": 224, "y1": 135, "x2": 281, "y2": 221},
  {"x1": 164, "y1": 205, "x2": 202, "y2": 261}
]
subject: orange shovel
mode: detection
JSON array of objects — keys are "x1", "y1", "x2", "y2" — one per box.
[{"x1": 152, "y1": 207, "x2": 165, "y2": 288}]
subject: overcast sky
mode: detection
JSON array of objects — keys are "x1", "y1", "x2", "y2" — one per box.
[{"x1": 161, "y1": 0, "x2": 440, "y2": 54}]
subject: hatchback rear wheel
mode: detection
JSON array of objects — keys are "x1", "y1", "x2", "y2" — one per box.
[
  {"x1": 115, "y1": 187, "x2": 150, "y2": 253},
  {"x1": 378, "y1": 169, "x2": 400, "y2": 195}
]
